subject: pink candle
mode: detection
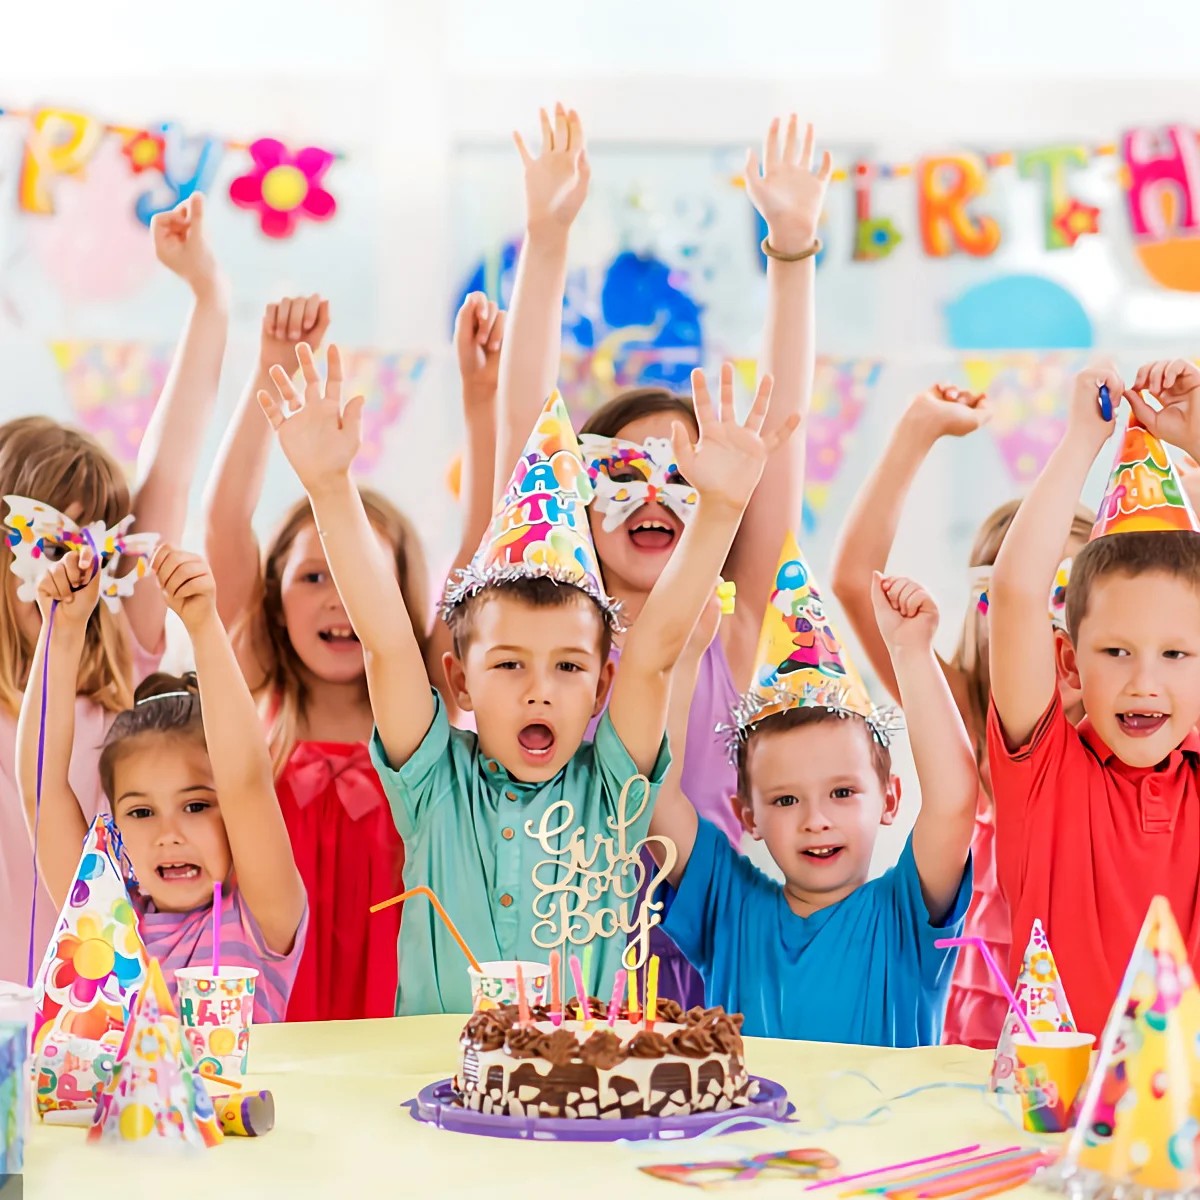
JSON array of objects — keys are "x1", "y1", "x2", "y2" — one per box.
[
  {"x1": 549, "y1": 950, "x2": 562, "y2": 1026},
  {"x1": 606, "y1": 970, "x2": 626, "y2": 1026},
  {"x1": 569, "y1": 955, "x2": 590, "y2": 1027},
  {"x1": 211, "y1": 881, "x2": 222, "y2": 976}
]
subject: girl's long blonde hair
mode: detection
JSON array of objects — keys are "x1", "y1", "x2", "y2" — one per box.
[
  {"x1": 235, "y1": 488, "x2": 430, "y2": 774},
  {"x1": 0, "y1": 418, "x2": 135, "y2": 718},
  {"x1": 949, "y1": 498, "x2": 1095, "y2": 768}
]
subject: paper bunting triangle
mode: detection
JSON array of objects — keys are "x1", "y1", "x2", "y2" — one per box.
[
  {"x1": 442, "y1": 391, "x2": 619, "y2": 626},
  {"x1": 991, "y1": 919, "x2": 1077, "y2": 1093},
  {"x1": 1042, "y1": 897, "x2": 1200, "y2": 1200},
  {"x1": 88, "y1": 958, "x2": 223, "y2": 1149},
  {"x1": 727, "y1": 534, "x2": 901, "y2": 749},
  {"x1": 1092, "y1": 414, "x2": 1200, "y2": 539}
]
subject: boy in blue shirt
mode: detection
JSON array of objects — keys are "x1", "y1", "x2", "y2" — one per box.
[{"x1": 651, "y1": 536, "x2": 976, "y2": 1045}]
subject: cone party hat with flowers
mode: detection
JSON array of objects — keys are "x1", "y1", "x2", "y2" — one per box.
[
  {"x1": 991, "y1": 919, "x2": 1077, "y2": 1094},
  {"x1": 89, "y1": 958, "x2": 223, "y2": 1149},
  {"x1": 1091, "y1": 413, "x2": 1200, "y2": 539},
  {"x1": 441, "y1": 390, "x2": 620, "y2": 626},
  {"x1": 1040, "y1": 896, "x2": 1200, "y2": 1200},
  {"x1": 726, "y1": 533, "x2": 902, "y2": 751}
]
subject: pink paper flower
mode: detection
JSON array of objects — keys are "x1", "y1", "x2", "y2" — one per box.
[{"x1": 229, "y1": 138, "x2": 336, "y2": 239}]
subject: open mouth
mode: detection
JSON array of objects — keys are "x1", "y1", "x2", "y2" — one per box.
[
  {"x1": 156, "y1": 862, "x2": 202, "y2": 882},
  {"x1": 517, "y1": 723, "x2": 556, "y2": 761},
  {"x1": 318, "y1": 625, "x2": 360, "y2": 648},
  {"x1": 1117, "y1": 711, "x2": 1169, "y2": 737},
  {"x1": 628, "y1": 519, "x2": 677, "y2": 552},
  {"x1": 801, "y1": 846, "x2": 844, "y2": 862}
]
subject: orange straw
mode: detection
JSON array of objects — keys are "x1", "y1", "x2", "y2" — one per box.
[
  {"x1": 369, "y1": 886, "x2": 482, "y2": 972},
  {"x1": 199, "y1": 1066, "x2": 241, "y2": 1090}
]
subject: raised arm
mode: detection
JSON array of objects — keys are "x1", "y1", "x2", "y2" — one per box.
[
  {"x1": 126, "y1": 194, "x2": 229, "y2": 655},
  {"x1": 611, "y1": 365, "x2": 798, "y2": 773},
  {"x1": 154, "y1": 547, "x2": 304, "y2": 955},
  {"x1": 258, "y1": 344, "x2": 433, "y2": 768},
  {"x1": 990, "y1": 365, "x2": 1120, "y2": 747},
  {"x1": 16, "y1": 551, "x2": 98, "y2": 908},
  {"x1": 427, "y1": 293, "x2": 506, "y2": 707},
  {"x1": 725, "y1": 116, "x2": 831, "y2": 688},
  {"x1": 872, "y1": 574, "x2": 975, "y2": 921},
  {"x1": 1126, "y1": 358, "x2": 1200, "y2": 465},
  {"x1": 203, "y1": 296, "x2": 330, "y2": 636},
  {"x1": 494, "y1": 105, "x2": 589, "y2": 495},
  {"x1": 830, "y1": 385, "x2": 988, "y2": 702}
]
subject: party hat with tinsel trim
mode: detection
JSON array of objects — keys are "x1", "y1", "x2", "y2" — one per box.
[
  {"x1": 1039, "y1": 896, "x2": 1200, "y2": 1200},
  {"x1": 991, "y1": 919, "x2": 1077, "y2": 1094},
  {"x1": 1091, "y1": 414, "x2": 1200, "y2": 539},
  {"x1": 32, "y1": 815, "x2": 146, "y2": 1055},
  {"x1": 88, "y1": 958, "x2": 223, "y2": 1149},
  {"x1": 441, "y1": 391, "x2": 620, "y2": 627},
  {"x1": 724, "y1": 533, "x2": 902, "y2": 754}
]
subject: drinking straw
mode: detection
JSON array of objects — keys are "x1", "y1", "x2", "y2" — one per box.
[
  {"x1": 646, "y1": 954, "x2": 660, "y2": 1027},
  {"x1": 549, "y1": 950, "x2": 562, "y2": 1025},
  {"x1": 607, "y1": 970, "x2": 626, "y2": 1026},
  {"x1": 856, "y1": 1149, "x2": 1031, "y2": 1197},
  {"x1": 370, "y1": 886, "x2": 482, "y2": 972},
  {"x1": 211, "y1": 881, "x2": 222, "y2": 976},
  {"x1": 514, "y1": 963, "x2": 531, "y2": 1026},
  {"x1": 806, "y1": 1146, "x2": 983, "y2": 1192},
  {"x1": 199, "y1": 1065, "x2": 241, "y2": 1090},
  {"x1": 569, "y1": 955, "x2": 590, "y2": 1027},
  {"x1": 935, "y1": 936, "x2": 1037, "y2": 1041}
]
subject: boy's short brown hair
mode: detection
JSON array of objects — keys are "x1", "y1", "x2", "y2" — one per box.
[
  {"x1": 735, "y1": 706, "x2": 893, "y2": 803},
  {"x1": 444, "y1": 577, "x2": 613, "y2": 660},
  {"x1": 1066, "y1": 531, "x2": 1200, "y2": 640}
]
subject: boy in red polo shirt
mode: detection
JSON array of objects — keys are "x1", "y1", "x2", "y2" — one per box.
[{"x1": 986, "y1": 359, "x2": 1200, "y2": 1038}]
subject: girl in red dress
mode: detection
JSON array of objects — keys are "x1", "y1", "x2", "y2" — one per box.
[{"x1": 201, "y1": 293, "x2": 505, "y2": 1020}]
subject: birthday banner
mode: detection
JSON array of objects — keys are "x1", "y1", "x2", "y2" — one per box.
[
  {"x1": 9, "y1": 105, "x2": 340, "y2": 240},
  {"x1": 51, "y1": 342, "x2": 427, "y2": 479}
]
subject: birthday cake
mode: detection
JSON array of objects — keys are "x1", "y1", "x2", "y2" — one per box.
[{"x1": 456, "y1": 999, "x2": 756, "y2": 1119}]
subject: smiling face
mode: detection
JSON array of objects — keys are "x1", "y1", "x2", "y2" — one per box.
[
  {"x1": 276, "y1": 520, "x2": 398, "y2": 685},
  {"x1": 109, "y1": 732, "x2": 232, "y2": 913},
  {"x1": 588, "y1": 411, "x2": 696, "y2": 595},
  {"x1": 737, "y1": 712, "x2": 899, "y2": 914},
  {"x1": 444, "y1": 587, "x2": 615, "y2": 782},
  {"x1": 1060, "y1": 569, "x2": 1200, "y2": 768}
]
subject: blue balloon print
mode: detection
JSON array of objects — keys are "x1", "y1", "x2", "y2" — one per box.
[
  {"x1": 945, "y1": 275, "x2": 1093, "y2": 351},
  {"x1": 79, "y1": 852, "x2": 105, "y2": 881},
  {"x1": 776, "y1": 559, "x2": 808, "y2": 593},
  {"x1": 113, "y1": 953, "x2": 143, "y2": 987}
]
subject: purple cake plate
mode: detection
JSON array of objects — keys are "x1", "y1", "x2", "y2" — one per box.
[{"x1": 403, "y1": 1076, "x2": 793, "y2": 1142}]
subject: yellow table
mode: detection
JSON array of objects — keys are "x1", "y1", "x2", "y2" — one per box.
[{"x1": 23, "y1": 1017, "x2": 1049, "y2": 1199}]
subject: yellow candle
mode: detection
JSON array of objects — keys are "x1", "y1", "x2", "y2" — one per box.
[
  {"x1": 646, "y1": 955, "x2": 660, "y2": 1024},
  {"x1": 628, "y1": 965, "x2": 639, "y2": 1017}
]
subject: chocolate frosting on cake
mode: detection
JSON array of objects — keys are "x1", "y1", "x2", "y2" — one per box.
[
  {"x1": 540, "y1": 1027, "x2": 580, "y2": 1066},
  {"x1": 626, "y1": 1029, "x2": 670, "y2": 1059},
  {"x1": 462, "y1": 1010, "x2": 508, "y2": 1051},
  {"x1": 668, "y1": 1024, "x2": 715, "y2": 1058},
  {"x1": 654, "y1": 998, "x2": 685, "y2": 1024},
  {"x1": 504, "y1": 1025, "x2": 548, "y2": 1059},
  {"x1": 580, "y1": 1029, "x2": 626, "y2": 1070}
]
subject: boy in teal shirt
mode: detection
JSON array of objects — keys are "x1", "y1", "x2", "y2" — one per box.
[{"x1": 260, "y1": 346, "x2": 796, "y2": 1013}]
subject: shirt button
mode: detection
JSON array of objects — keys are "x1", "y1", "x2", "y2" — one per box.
[
  {"x1": 487, "y1": 761, "x2": 499, "y2": 773},
  {"x1": 500, "y1": 893, "x2": 513, "y2": 907},
  {"x1": 505, "y1": 791, "x2": 517, "y2": 802},
  {"x1": 502, "y1": 827, "x2": 514, "y2": 840}
]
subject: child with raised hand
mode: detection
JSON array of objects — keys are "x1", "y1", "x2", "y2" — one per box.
[
  {"x1": 829, "y1": 383, "x2": 1094, "y2": 1050},
  {"x1": 17, "y1": 544, "x2": 306, "y2": 1019},
  {"x1": 259, "y1": 339, "x2": 794, "y2": 1014},
  {"x1": 989, "y1": 361, "x2": 1200, "y2": 1038},
  {"x1": 490, "y1": 107, "x2": 829, "y2": 1007},
  {"x1": 0, "y1": 193, "x2": 227, "y2": 985},
  {"x1": 202, "y1": 294, "x2": 502, "y2": 1020},
  {"x1": 650, "y1": 557, "x2": 976, "y2": 1045}
]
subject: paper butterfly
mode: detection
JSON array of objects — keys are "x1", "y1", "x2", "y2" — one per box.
[
  {"x1": 3, "y1": 495, "x2": 159, "y2": 611},
  {"x1": 579, "y1": 434, "x2": 698, "y2": 532}
]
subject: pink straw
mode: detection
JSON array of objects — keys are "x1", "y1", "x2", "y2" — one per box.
[
  {"x1": 807, "y1": 1146, "x2": 983, "y2": 1192},
  {"x1": 211, "y1": 881, "x2": 222, "y2": 976},
  {"x1": 607, "y1": 969, "x2": 626, "y2": 1026},
  {"x1": 935, "y1": 936, "x2": 1037, "y2": 1041}
]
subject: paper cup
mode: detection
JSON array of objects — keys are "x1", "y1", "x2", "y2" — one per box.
[
  {"x1": 175, "y1": 966, "x2": 258, "y2": 1079},
  {"x1": 1013, "y1": 1031, "x2": 1096, "y2": 1132},
  {"x1": 468, "y1": 961, "x2": 549, "y2": 1011}
]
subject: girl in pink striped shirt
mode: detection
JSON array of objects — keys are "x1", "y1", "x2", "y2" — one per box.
[{"x1": 18, "y1": 544, "x2": 307, "y2": 1022}]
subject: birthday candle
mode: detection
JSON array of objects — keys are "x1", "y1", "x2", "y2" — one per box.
[
  {"x1": 569, "y1": 955, "x2": 590, "y2": 1028},
  {"x1": 628, "y1": 964, "x2": 640, "y2": 1019},
  {"x1": 607, "y1": 969, "x2": 626, "y2": 1026},
  {"x1": 582, "y1": 943, "x2": 593, "y2": 1000},
  {"x1": 646, "y1": 955, "x2": 660, "y2": 1027},
  {"x1": 549, "y1": 949, "x2": 562, "y2": 1026},
  {"x1": 514, "y1": 963, "x2": 531, "y2": 1026}
]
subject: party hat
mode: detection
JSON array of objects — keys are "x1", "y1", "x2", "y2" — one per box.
[
  {"x1": 441, "y1": 391, "x2": 620, "y2": 627},
  {"x1": 1040, "y1": 897, "x2": 1200, "y2": 1200},
  {"x1": 32, "y1": 815, "x2": 146, "y2": 1050},
  {"x1": 89, "y1": 958, "x2": 223, "y2": 1149},
  {"x1": 725, "y1": 533, "x2": 902, "y2": 754},
  {"x1": 991, "y1": 919, "x2": 1077, "y2": 1093},
  {"x1": 1091, "y1": 414, "x2": 1200, "y2": 539}
]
